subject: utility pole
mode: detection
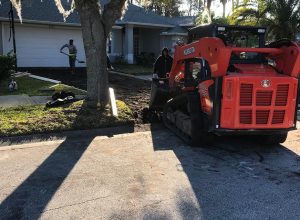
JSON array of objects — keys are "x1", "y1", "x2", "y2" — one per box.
[{"x1": 9, "y1": 2, "x2": 17, "y2": 71}]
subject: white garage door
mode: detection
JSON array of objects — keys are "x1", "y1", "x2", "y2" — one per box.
[{"x1": 3, "y1": 23, "x2": 86, "y2": 67}]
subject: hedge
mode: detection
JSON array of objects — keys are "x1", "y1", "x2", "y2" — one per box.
[{"x1": 0, "y1": 54, "x2": 15, "y2": 82}]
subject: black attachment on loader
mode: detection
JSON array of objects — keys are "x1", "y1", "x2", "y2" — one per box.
[{"x1": 149, "y1": 78, "x2": 170, "y2": 111}]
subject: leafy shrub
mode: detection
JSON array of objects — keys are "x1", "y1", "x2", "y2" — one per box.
[
  {"x1": 0, "y1": 54, "x2": 15, "y2": 82},
  {"x1": 114, "y1": 55, "x2": 127, "y2": 64},
  {"x1": 135, "y1": 52, "x2": 156, "y2": 66}
]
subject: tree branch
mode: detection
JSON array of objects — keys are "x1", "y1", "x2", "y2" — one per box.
[{"x1": 102, "y1": 0, "x2": 127, "y2": 34}]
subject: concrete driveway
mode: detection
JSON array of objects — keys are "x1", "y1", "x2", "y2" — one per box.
[{"x1": 0, "y1": 127, "x2": 299, "y2": 220}]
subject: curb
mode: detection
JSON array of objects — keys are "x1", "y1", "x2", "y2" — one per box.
[
  {"x1": 29, "y1": 74, "x2": 61, "y2": 84},
  {"x1": 0, "y1": 125, "x2": 134, "y2": 147},
  {"x1": 0, "y1": 123, "x2": 164, "y2": 147},
  {"x1": 49, "y1": 84, "x2": 87, "y2": 94},
  {"x1": 110, "y1": 71, "x2": 152, "y2": 82}
]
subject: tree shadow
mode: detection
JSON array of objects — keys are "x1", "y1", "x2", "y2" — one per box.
[
  {"x1": 0, "y1": 99, "x2": 135, "y2": 147},
  {"x1": 0, "y1": 101, "x2": 134, "y2": 219},
  {"x1": 0, "y1": 136, "x2": 93, "y2": 219},
  {"x1": 149, "y1": 125, "x2": 300, "y2": 219},
  {"x1": 0, "y1": 125, "x2": 134, "y2": 147}
]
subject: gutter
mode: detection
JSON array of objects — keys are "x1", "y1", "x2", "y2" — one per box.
[
  {"x1": 116, "y1": 21, "x2": 174, "y2": 28},
  {"x1": 0, "y1": 17, "x2": 122, "y2": 29},
  {"x1": 0, "y1": 17, "x2": 174, "y2": 29},
  {"x1": 160, "y1": 32, "x2": 188, "y2": 36},
  {"x1": 179, "y1": 24, "x2": 195, "y2": 27}
]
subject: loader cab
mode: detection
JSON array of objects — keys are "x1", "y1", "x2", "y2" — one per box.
[{"x1": 183, "y1": 58, "x2": 212, "y2": 87}]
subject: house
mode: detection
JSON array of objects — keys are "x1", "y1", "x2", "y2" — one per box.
[
  {"x1": 296, "y1": 33, "x2": 300, "y2": 43},
  {"x1": 0, "y1": 1, "x2": 195, "y2": 68}
]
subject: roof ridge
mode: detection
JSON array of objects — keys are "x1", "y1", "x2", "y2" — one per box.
[{"x1": 0, "y1": 1, "x2": 193, "y2": 27}]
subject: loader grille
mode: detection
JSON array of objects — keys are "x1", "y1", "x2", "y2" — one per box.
[
  {"x1": 256, "y1": 91, "x2": 273, "y2": 106},
  {"x1": 239, "y1": 83, "x2": 290, "y2": 126},
  {"x1": 272, "y1": 110, "x2": 285, "y2": 124},
  {"x1": 256, "y1": 110, "x2": 270, "y2": 124},
  {"x1": 240, "y1": 110, "x2": 252, "y2": 124},
  {"x1": 275, "y1": 84, "x2": 289, "y2": 106},
  {"x1": 240, "y1": 84, "x2": 253, "y2": 106}
]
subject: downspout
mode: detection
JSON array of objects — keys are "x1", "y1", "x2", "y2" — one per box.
[
  {"x1": 0, "y1": 22, "x2": 3, "y2": 55},
  {"x1": 9, "y1": 2, "x2": 17, "y2": 71}
]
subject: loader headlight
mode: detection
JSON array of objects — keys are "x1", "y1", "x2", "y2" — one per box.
[{"x1": 226, "y1": 80, "x2": 233, "y2": 99}]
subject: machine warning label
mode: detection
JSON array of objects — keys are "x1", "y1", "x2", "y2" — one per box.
[{"x1": 184, "y1": 47, "x2": 195, "y2": 56}]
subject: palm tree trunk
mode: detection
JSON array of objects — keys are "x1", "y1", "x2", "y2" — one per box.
[
  {"x1": 222, "y1": 2, "x2": 226, "y2": 17},
  {"x1": 232, "y1": 0, "x2": 239, "y2": 10},
  {"x1": 207, "y1": 0, "x2": 212, "y2": 12}
]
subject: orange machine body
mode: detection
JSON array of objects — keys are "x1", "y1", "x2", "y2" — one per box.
[
  {"x1": 168, "y1": 37, "x2": 300, "y2": 130},
  {"x1": 221, "y1": 72, "x2": 298, "y2": 129}
]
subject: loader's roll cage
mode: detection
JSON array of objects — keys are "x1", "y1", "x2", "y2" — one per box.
[
  {"x1": 169, "y1": 37, "x2": 300, "y2": 88},
  {"x1": 188, "y1": 24, "x2": 266, "y2": 47},
  {"x1": 188, "y1": 24, "x2": 268, "y2": 65}
]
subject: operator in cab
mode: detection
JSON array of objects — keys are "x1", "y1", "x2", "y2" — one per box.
[{"x1": 153, "y1": 48, "x2": 173, "y2": 78}]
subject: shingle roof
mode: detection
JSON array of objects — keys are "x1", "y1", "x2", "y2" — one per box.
[
  {"x1": 117, "y1": 3, "x2": 173, "y2": 26},
  {"x1": 161, "y1": 26, "x2": 189, "y2": 35},
  {"x1": 0, "y1": 0, "x2": 80, "y2": 24},
  {"x1": 0, "y1": 1, "x2": 194, "y2": 28},
  {"x1": 167, "y1": 16, "x2": 196, "y2": 26}
]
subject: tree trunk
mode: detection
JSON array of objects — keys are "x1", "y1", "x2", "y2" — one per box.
[
  {"x1": 207, "y1": 0, "x2": 212, "y2": 12},
  {"x1": 75, "y1": 0, "x2": 108, "y2": 108},
  {"x1": 11, "y1": 0, "x2": 127, "y2": 109},
  {"x1": 222, "y1": 2, "x2": 226, "y2": 18},
  {"x1": 188, "y1": 0, "x2": 192, "y2": 16}
]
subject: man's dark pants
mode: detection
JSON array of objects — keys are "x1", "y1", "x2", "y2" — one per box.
[{"x1": 69, "y1": 56, "x2": 76, "y2": 74}]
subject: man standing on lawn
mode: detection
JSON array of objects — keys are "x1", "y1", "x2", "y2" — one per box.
[{"x1": 60, "y1": 39, "x2": 77, "y2": 75}]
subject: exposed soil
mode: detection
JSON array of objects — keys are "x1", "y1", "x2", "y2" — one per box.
[{"x1": 27, "y1": 68, "x2": 151, "y2": 123}]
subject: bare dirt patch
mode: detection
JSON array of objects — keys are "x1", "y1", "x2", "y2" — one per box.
[{"x1": 29, "y1": 68, "x2": 151, "y2": 123}]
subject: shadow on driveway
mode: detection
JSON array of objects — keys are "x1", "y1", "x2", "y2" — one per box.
[
  {"x1": 0, "y1": 102, "x2": 135, "y2": 219},
  {"x1": 1, "y1": 122, "x2": 299, "y2": 219},
  {"x1": 0, "y1": 137, "x2": 93, "y2": 219},
  {"x1": 149, "y1": 126, "x2": 300, "y2": 219}
]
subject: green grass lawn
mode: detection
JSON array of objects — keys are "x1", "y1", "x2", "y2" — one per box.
[
  {"x1": 0, "y1": 76, "x2": 54, "y2": 96},
  {"x1": 0, "y1": 100, "x2": 133, "y2": 137},
  {"x1": 0, "y1": 76, "x2": 86, "y2": 96},
  {"x1": 113, "y1": 64, "x2": 153, "y2": 75}
]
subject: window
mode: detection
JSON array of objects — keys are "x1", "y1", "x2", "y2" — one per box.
[
  {"x1": 184, "y1": 58, "x2": 206, "y2": 86},
  {"x1": 184, "y1": 58, "x2": 211, "y2": 87},
  {"x1": 191, "y1": 62, "x2": 202, "y2": 80},
  {"x1": 217, "y1": 29, "x2": 266, "y2": 64}
]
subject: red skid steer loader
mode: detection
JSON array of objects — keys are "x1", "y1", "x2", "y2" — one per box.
[{"x1": 148, "y1": 24, "x2": 300, "y2": 145}]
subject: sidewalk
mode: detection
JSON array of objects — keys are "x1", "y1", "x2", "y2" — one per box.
[
  {"x1": 0, "y1": 95, "x2": 86, "y2": 108},
  {"x1": 0, "y1": 95, "x2": 51, "y2": 108}
]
